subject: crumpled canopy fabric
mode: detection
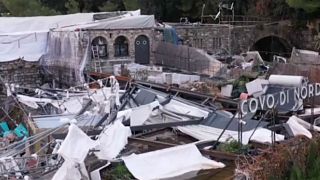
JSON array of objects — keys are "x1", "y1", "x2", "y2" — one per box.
[
  {"x1": 16, "y1": 94, "x2": 53, "y2": 109},
  {"x1": 51, "y1": 161, "x2": 88, "y2": 180},
  {"x1": 177, "y1": 125, "x2": 284, "y2": 145},
  {"x1": 289, "y1": 115, "x2": 320, "y2": 132},
  {"x1": 130, "y1": 101, "x2": 159, "y2": 126},
  {"x1": 57, "y1": 124, "x2": 96, "y2": 163},
  {"x1": 51, "y1": 98, "x2": 83, "y2": 114},
  {"x1": 94, "y1": 120, "x2": 132, "y2": 160},
  {"x1": 53, "y1": 121, "x2": 131, "y2": 179},
  {"x1": 286, "y1": 116, "x2": 313, "y2": 139},
  {"x1": 122, "y1": 144, "x2": 225, "y2": 180},
  {"x1": 163, "y1": 99, "x2": 209, "y2": 118}
]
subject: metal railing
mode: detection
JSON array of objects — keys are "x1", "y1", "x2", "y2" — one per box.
[{"x1": 201, "y1": 15, "x2": 271, "y2": 26}]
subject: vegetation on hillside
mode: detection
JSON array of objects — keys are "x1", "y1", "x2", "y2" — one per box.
[{"x1": 0, "y1": 0, "x2": 319, "y2": 22}]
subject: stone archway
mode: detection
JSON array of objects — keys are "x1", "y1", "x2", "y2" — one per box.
[
  {"x1": 114, "y1": 36, "x2": 129, "y2": 57},
  {"x1": 92, "y1": 36, "x2": 108, "y2": 58},
  {"x1": 250, "y1": 35, "x2": 292, "y2": 61}
]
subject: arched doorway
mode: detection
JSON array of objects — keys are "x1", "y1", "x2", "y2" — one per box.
[
  {"x1": 135, "y1": 35, "x2": 150, "y2": 64},
  {"x1": 251, "y1": 36, "x2": 291, "y2": 61},
  {"x1": 91, "y1": 36, "x2": 108, "y2": 58},
  {"x1": 114, "y1": 36, "x2": 129, "y2": 57}
]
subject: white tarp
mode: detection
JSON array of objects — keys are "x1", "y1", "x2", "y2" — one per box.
[
  {"x1": 177, "y1": 125, "x2": 284, "y2": 145},
  {"x1": 53, "y1": 124, "x2": 96, "y2": 180},
  {"x1": 59, "y1": 15, "x2": 155, "y2": 31},
  {"x1": 52, "y1": 161, "x2": 88, "y2": 180},
  {"x1": 94, "y1": 120, "x2": 131, "y2": 160},
  {"x1": 0, "y1": 13, "x2": 97, "y2": 62},
  {"x1": 54, "y1": 121, "x2": 131, "y2": 179},
  {"x1": 57, "y1": 124, "x2": 96, "y2": 163},
  {"x1": 0, "y1": 32, "x2": 48, "y2": 62},
  {"x1": 0, "y1": 13, "x2": 97, "y2": 34},
  {"x1": 122, "y1": 144, "x2": 225, "y2": 180}
]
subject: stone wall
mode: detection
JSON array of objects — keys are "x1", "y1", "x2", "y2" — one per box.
[
  {"x1": 171, "y1": 23, "x2": 316, "y2": 55},
  {"x1": 172, "y1": 24, "x2": 231, "y2": 54},
  {"x1": 0, "y1": 59, "x2": 41, "y2": 95}
]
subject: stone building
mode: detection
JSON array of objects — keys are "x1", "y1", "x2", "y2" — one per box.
[{"x1": 86, "y1": 27, "x2": 154, "y2": 72}]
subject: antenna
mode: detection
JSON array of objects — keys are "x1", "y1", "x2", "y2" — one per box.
[
  {"x1": 214, "y1": 11, "x2": 221, "y2": 21},
  {"x1": 201, "y1": 4, "x2": 206, "y2": 24}
]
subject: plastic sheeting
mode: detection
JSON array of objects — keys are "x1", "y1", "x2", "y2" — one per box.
[
  {"x1": 41, "y1": 30, "x2": 90, "y2": 83},
  {"x1": 122, "y1": 144, "x2": 225, "y2": 180},
  {"x1": 154, "y1": 42, "x2": 224, "y2": 76},
  {"x1": 94, "y1": 120, "x2": 131, "y2": 160}
]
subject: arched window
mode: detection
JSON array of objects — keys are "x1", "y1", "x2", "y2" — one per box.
[
  {"x1": 114, "y1": 36, "x2": 129, "y2": 57},
  {"x1": 91, "y1": 36, "x2": 108, "y2": 58}
]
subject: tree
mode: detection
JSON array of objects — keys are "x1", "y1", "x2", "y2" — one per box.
[
  {"x1": 1, "y1": 0, "x2": 59, "y2": 16},
  {"x1": 123, "y1": 0, "x2": 139, "y2": 11},
  {"x1": 286, "y1": 0, "x2": 320, "y2": 13},
  {"x1": 0, "y1": 1, "x2": 9, "y2": 16},
  {"x1": 41, "y1": 0, "x2": 68, "y2": 14},
  {"x1": 65, "y1": 0, "x2": 80, "y2": 13},
  {"x1": 99, "y1": 0, "x2": 125, "y2": 12}
]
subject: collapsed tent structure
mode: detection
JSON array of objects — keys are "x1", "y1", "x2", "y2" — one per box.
[{"x1": 0, "y1": 70, "x2": 319, "y2": 179}]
